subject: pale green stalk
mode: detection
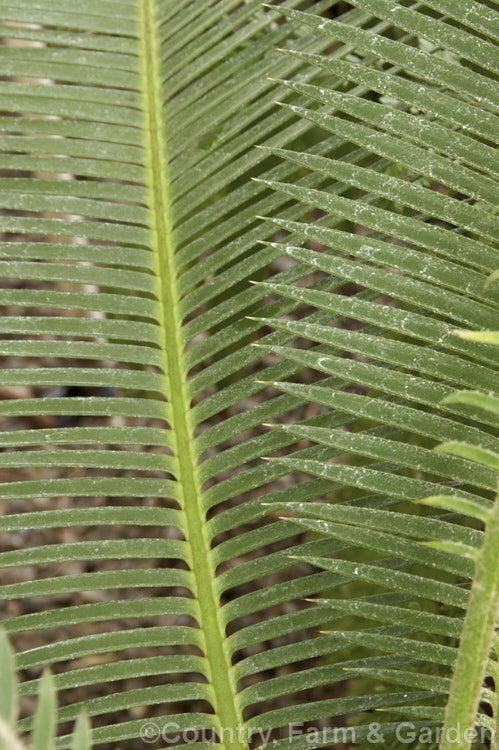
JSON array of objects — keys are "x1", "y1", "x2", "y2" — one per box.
[
  {"x1": 138, "y1": 2, "x2": 243, "y2": 747},
  {"x1": 440, "y1": 489, "x2": 499, "y2": 750}
]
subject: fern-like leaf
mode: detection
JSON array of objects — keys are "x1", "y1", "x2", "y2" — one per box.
[
  {"x1": 0, "y1": 1, "x2": 425, "y2": 747},
  {"x1": 261, "y1": 2, "x2": 499, "y2": 747}
]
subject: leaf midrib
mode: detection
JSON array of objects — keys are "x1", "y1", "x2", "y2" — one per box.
[{"x1": 139, "y1": 2, "x2": 243, "y2": 746}]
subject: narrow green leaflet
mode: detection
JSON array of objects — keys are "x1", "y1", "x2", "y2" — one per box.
[
  {"x1": 71, "y1": 714, "x2": 92, "y2": 750},
  {"x1": 32, "y1": 671, "x2": 56, "y2": 750},
  {"x1": 0, "y1": 631, "x2": 17, "y2": 730}
]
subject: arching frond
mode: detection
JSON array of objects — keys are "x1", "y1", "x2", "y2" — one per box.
[
  {"x1": 260, "y1": 2, "x2": 499, "y2": 746},
  {"x1": 0, "y1": 1, "x2": 426, "y2": 747}
]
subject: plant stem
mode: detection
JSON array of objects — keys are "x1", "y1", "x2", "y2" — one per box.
[
  {"x1": 440, "y1": 490, "x2": 499, "y2": 750},
  {"x1": 0, "y1": 719, "x2": 24, "y2": 750},
  {"x1": 138, "y1": 3, "x2": 244, "y2": 748}
]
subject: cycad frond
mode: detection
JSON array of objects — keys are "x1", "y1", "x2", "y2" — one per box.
[
  {"x1": 0, "y1": 1, "x2": 422, "y2": 746},
  {"x1": 261, "y1": 2, "x2": 499, "y2": 747}
]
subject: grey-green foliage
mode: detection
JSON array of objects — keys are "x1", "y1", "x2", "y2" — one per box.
[
  {"x1": 1, "y1": 1, "x2": 420, "y2": 747},
  {"x1": 0, "y1": 0, "x2": 497, "y2": 748},
  {"x1": 257, "y1": 2, "x2": 499, "y2": 747}
]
